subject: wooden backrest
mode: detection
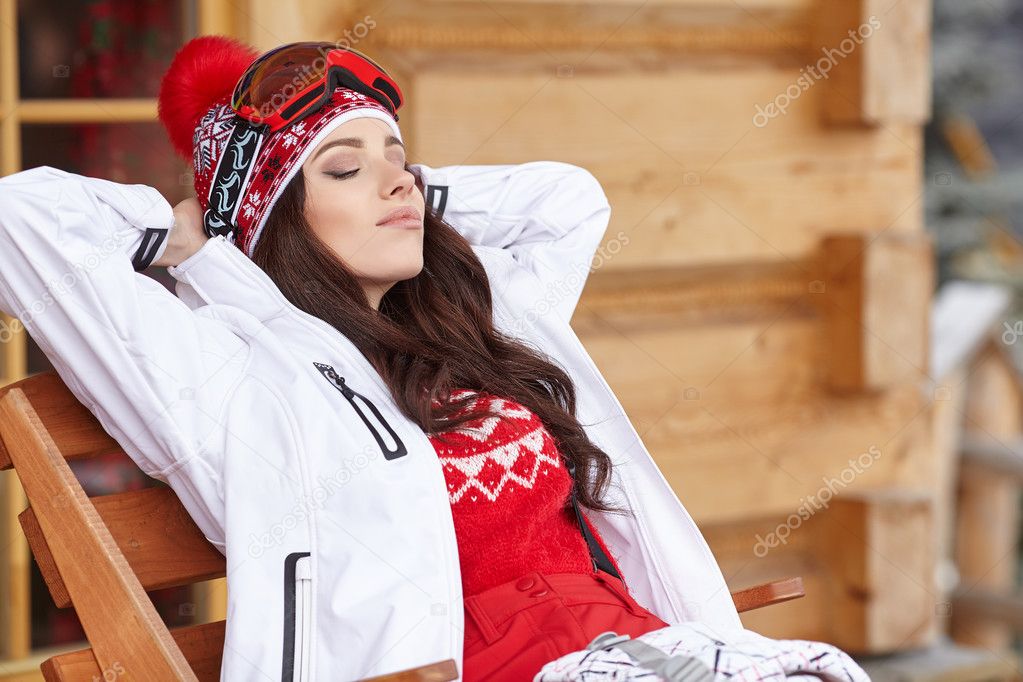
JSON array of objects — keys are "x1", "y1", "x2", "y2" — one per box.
[
  {"x1": 0, "y1": 371, "x2": 225, "y2": 681},
  {"x1": 0, "y1": 371, "x2": 460, "y2": 682}
]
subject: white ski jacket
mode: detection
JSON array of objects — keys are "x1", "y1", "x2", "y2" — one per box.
[{"x1": 0, "y1": 161, "x2": 743, "y2": 681}]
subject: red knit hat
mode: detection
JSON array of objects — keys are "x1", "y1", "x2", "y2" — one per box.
[{"x1": 158, "y1": 35, "x2": 404, "y2": 258}]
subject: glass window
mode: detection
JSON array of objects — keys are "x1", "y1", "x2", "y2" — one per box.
[{"x1": 17, "y1": 0, "x2": 187, "y2": 99}]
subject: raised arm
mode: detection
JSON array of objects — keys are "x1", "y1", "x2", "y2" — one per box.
[
  {"x1": 409, "y1": 161, "x2": 612, "y2": 322},
  {"x1": 0, "y1": 166, "x2": 250, "y2": 545}
]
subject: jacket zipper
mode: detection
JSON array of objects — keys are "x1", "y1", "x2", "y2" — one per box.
[
  {"x1": 313, "y1": 362, "x2": 408, "y2": 460},
  {"x1": 282, "y1": 552, "x2": 313, "y2": 682}
]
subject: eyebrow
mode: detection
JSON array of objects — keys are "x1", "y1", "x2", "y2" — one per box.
[{"x1": 310, "y1": 135, "x2": 405, "y2": 163}]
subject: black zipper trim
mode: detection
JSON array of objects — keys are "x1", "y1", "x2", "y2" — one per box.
[
  {"x1": 281, "y1": 551, "x2": 311, "y2": 682},
  {"x1": 424, "y1": 184, "x2": 448, "y2": 220},
  {"x1": 313, "y1": 362, "x2": 408, "y2": 460}
]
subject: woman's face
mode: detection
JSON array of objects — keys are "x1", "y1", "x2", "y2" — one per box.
[{"x1": 301, "y1": 116, "x2": 425, "y2": 309}]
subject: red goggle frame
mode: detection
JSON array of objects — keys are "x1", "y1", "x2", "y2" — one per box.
[{"x1": 231, "y1": 41, "x2": 403, "y2": 133}]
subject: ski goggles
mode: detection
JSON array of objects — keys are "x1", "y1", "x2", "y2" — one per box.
[{"x1": 231, "y1": 41, "x2": 404, "y2": 132}]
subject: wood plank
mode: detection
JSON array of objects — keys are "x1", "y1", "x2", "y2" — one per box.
[
  {"x1": 929, "y1": 363, "x2": 968, "y2": 631},
  {"x1": 576, "y1": 258, "x2": 814, "y2": 330},
  {"x1": 960, "y1": 432, "x2": 1023, "y2": 482},
  {"x1": 731, "y1": 577, "x2": 805, "y2": 613},
  {"x1": 820, "y1": 490, "x2": 936, "y2": 653},
  {"x1": 437, "y1": 0, "x2": 813, "y2": 7},
  {"x1": 0, "y1": 470, "x2": 30, "y2": 659},
  {"x1": 952, "y1": 345, "x2": 1023, "y2": 650},
  {"x1": 412, "y1": 69, "x2": 923, "y2": 271},
  {"x1": 815, "y1": 0, "x2": 932, "y2": 125},
  {"x1": 362, "y1": 0, "x2": 812, "y2": 57},
  {"x1": 706, "y1": 491, "x2": 936, "y2": 652},
  {"x1": 20, "y1": 487, "x2": 226, "y2": 609},
  {"x1": 821, "y1": 231, "x2": 933, "y2": 391},
  {"x1": 577, "y1": 304, "x2": 931, "y2": 523},
  {"x1": 0, "y1": 389, "x2": 197, "y2": 680},
  {"x1": 39, "y1": 621, "x2": 224, "y2": 682},
  {"x1": 0, "y1": 372, "x2": 121, "y2": 471},
  {"x1": 16, "y1": 99, "x2": 156, "y2": 124},
  {"x1": 942, "y1": 116, "x2": 998, "y2": 179},
  {"x1": 1, "y1": 0, "x2": 29, "y2": 665},
  {"x1": 952, "y1": 588, "x2": 1023, "y2": 633}
]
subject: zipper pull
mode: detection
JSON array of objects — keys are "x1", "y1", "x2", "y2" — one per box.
[
  {"x1": 314, "y1": 361, "x2": 356, "y2": 398},
  {"x1": 333, "y1": 374, "x2": 356, "y2": 400},
  {"x1": 313, "y1": 362, "x2": 409, "y2": 461}
]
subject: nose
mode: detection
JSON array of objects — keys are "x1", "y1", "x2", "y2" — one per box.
[{"x1": 382, "y1": 162, "x2": 416, "y2": 199}]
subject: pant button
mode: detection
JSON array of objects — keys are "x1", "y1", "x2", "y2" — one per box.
[
  {"x1": 516, "y1": 577, "x2": 536, "y2": 591},
  {"x1": 530, "y1": 589, "x2": 549, "y2": 598}
]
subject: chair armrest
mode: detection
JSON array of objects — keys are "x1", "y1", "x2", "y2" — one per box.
[
  {"x1": 731, "y1": 577, "x2": 805, "y2": 613},
  {"x1": 359, "y1": 659, "x2": 460, "y2": 682}
]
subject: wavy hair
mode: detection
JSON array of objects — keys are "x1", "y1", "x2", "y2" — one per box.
[{"x1": 251, "y1": 166, "x2": 629, "y2": 517}]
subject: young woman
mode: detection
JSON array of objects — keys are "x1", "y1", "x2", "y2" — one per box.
[{"x1": 0, "y1": 36, "x2": 745, "y2": 681}]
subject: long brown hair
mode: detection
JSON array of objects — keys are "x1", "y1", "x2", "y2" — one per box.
[{"x1": 251, "y1": 166, "x2": 629, "y2": 517}]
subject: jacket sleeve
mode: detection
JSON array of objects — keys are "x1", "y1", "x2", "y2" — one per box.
[
  {"x1": 0, "y1": 165, "x2": 250, "y2": 484},
  {"x1": 408, "y1": 161, "x2": 612, "y2": 321}
]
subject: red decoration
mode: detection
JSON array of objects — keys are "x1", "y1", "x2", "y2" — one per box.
[{"x1": 158, "y1": 35, "x2": 260, "y2": 160}]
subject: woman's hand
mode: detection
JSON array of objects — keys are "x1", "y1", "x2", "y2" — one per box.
[{"x1": 153, "y1": 196, "x2": 209, "y2": 268}]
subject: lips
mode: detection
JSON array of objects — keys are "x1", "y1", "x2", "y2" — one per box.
[{"x1": 377, "y1": 206, "x2": 422, "y2": 228}]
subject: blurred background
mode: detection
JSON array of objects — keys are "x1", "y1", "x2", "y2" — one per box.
[{"x1": 2, "y1": 0, "x2": 1023, "y2": 679}]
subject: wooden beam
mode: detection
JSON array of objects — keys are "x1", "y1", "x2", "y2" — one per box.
[
  {"x1": 0, "y1": 0, "x2": 30, "y2": 663},
  {"x1": 18, "y1": 487, "x2": 226, "y2": 610},
  {"x1": 820, "y1": 491, "x2": 937, "y2": 653},
  {"x1": 961, "y1": 433, "x2": 1023, "y2": 483},
  {"x1": 814, "y1": 0, "x2": 932, "y2": 125},
  {"x1": 952, "y1": 588, "x2": 1023, "y2": 632},
  {"x1": 705, "y1": 491, "x2": 937, "y2": 652},
  {"x1": 821, "y1": 232, "x2": 934, "y2": 392},
  {"x1": 16, "y1": 99, "x2": 157, "y2": 124},
  {"x1": 953, "y1": 345, "x2": 1023, "y2": 650}
]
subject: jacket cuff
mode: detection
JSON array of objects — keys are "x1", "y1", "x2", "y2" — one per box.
[{"x1": 130, "y1": 185, "x2": 174, "y2": 271}]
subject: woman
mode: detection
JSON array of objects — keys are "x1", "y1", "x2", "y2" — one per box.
[{"x1": 0, "y1": 36, "x2": 743, "y2": 681}]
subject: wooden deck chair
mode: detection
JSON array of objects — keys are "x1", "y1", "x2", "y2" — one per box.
[{"x1": 0, "y1": 370, "x2": 804, "y2": 682}]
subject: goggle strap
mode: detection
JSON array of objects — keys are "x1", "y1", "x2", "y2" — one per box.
[{"x1": 203, "y1": 117, "x2": 266, "y2": 246}]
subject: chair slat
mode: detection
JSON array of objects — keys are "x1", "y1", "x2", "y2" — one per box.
[
  {"x1": 360, "y1": 660, "x2": 460, "y2": 682},
  {"x1": 20, "y1": 486, "x2": 226, "y2": 608},
  {"x1": 18, "y1": 505, "x2": 70, "y2": 607},
  {"x1": 0, "y1": 372, "x2": 120, "y2": 470},
  {"x1": 732, "y1": 576, "x2": 805, "y2": 613},
  {"x1": 0, "y1": 388, "x2": 197, "y2": 680},
  {"x1": 40, "y1": 620, "x2": 226, "y2": 682}
]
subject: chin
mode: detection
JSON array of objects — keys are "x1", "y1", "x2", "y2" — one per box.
[
  {"x1": 400, "y1": 262, "x2": 426, "y2": 282},
  {"x1": 378, "y1": 260, "x2": 425, "y2": 285}
]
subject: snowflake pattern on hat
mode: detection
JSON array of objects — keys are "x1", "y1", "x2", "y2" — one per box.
[{"x1": 192, "y1": 104, "x2": 236, "y2": 201}]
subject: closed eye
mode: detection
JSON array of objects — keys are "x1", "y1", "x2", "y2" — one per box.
[{"x1": 326, "y1": 169, "x2": 358, "y2": 180}]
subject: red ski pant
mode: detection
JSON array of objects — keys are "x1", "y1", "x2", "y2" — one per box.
[{"x1": 461, "y1": 569, "x2": 670, "y2": 681}]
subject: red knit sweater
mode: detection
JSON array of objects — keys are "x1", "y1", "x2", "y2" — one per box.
[{"x1": 427, "y1": 389, "x2": 623, "y2": 596}]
